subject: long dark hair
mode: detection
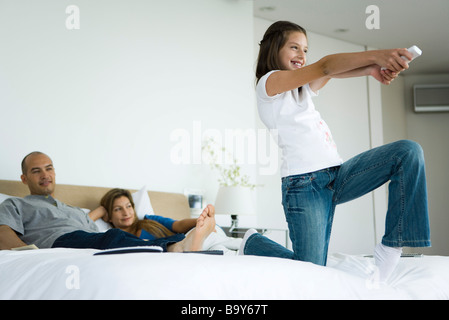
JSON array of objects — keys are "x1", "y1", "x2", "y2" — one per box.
[{"x1": 256, "y1": 21, "x2": 307, "y2": 83}]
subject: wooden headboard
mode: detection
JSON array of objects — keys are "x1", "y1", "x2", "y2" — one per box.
[{"x1": 0, "y1": 180, "x2": 190, "y2": 221}]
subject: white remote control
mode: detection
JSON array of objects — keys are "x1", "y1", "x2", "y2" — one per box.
[{"x1": 381, "y1": 45, "x2": 422, "y2": 70}]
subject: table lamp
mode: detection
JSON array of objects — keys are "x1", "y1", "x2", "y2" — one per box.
[{"x1": 214, "y1": 186, "x2": 256, "y2": 232}]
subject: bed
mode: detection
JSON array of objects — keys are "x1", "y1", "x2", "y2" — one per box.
[{"x1": 1, "y1": 179, "x2": 448, "y2": 300}]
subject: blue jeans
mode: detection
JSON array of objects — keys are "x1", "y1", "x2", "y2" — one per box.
[
  {"x1": 52, "y1": 229, "x2": 185, "y2": 252},
  {"x1": 244, "y1": 233, "x2": 294, "y2": 259},
  {"x1": 255, "y1": 140, "x2": 430, "y2": 267}
]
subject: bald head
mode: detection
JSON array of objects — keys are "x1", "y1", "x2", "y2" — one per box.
[
  {"x1": 21, "y1": 151, "x2": 49, "y2": 175},
  {"x1": 20, "y1": 152, "x2": 56, "y2": 196}
]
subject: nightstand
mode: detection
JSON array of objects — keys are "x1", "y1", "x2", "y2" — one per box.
[{"x1": 221, "y1": 227, "x2": 290, "y2": 249}]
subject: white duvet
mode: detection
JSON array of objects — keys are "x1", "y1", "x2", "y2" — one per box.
[{"x1": 1, "y1": 248, "x2": 448, "y2": 300}]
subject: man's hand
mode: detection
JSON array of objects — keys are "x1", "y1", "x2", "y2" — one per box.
[{"x1": 0, "y1": 225, "x2": 27, "y2": 250}]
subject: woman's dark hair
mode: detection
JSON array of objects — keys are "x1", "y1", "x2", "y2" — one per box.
[{"x1": 256, "y1": 21, "x2": 307, "y2": 83}]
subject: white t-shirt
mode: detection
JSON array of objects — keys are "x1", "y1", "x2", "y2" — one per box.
[{"x1": 256, "y1": 70, "x2": 343, "y2": 178}]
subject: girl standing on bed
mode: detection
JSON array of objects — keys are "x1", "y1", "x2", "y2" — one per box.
[{"x1": 255, "y1": 21, "x2": 431, "y2": 281}]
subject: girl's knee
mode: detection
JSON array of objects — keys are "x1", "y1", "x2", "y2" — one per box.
[{"x1": 396, "y1": 140, "x2": 424, "y2": 163}]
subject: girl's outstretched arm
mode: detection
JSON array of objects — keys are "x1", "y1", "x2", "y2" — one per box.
[
  {"x1": 266, "y1": 49, "x2": 412, "y2": 96},
  {"x1": 330, "y1": 64, "x2": 398, "y2": 84},
  {"x1": 309, "y1": 65, "x2": 398, "y2": 92}
]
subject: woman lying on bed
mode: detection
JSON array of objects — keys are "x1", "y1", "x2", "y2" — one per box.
[
  {"x1": 91, "y1": 188, "x2": 297, "y2": 258},
  {"x1": 89, "y1": 188, "x2": 200, "y2": 245}
]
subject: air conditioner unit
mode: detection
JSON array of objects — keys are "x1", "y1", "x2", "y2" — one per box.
[{"x1": 414, "y1": 84, "x2": 449, "y2": 112}]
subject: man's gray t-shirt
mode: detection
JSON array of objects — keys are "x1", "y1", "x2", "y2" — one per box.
[{"x1": 0, "y1": 195, "x2": 99, "y2": 248}]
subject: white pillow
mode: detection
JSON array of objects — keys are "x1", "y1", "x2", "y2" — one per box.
[
  {"x1": 0, "y1": 192, "x2": 16, "y2": 204},
  {"x1": 95, "y1": 219, "x2": 113, "y2": 232},
  {"x1": 81, "y1": 208, "x2": 112, "y2": 232},
  {"x1": 132, "y1": 186, "x2": 154, "y2": 220}
]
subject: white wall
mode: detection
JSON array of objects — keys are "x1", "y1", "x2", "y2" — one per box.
[
  {"x1": 0, "y1": 0, "x2": 255, "y2": 213},
  {"x1": 381, "y1": 77, "x2": 407, "y2": 143}
]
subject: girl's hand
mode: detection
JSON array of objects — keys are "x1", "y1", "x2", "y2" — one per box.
[
  {"x1": 375, "y1": 48, "x2": 412, "y2": 73},
  {"x1": 381, "y1": 68, "x2": 399, "y2": 85},
  {"x1": 370, "y1": 65, "x2": 399, "y2": 85}
]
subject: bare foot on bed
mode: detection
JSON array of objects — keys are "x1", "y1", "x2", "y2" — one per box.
[
  {"x1": 191, "y1": 204, "x2": 215, "y2": 250},
  {"x1": 167, "y1": 205, "x2": 215, "y2": 252}
]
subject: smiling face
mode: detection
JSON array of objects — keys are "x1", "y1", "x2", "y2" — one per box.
[
  {"x1": 20, "y1": 153, "x2": 56, "y2": 196},
  {"x1": 110, "y1": 196, "x2": 137, "y2": 231},
  {"x1": 278, "y1": 31, "x2": 308, "y2": 71}
]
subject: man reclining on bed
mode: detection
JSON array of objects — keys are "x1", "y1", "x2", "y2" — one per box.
[
  {"x1": 0, "y1": 152, "x2": 215, "y2": 252},
  {"x1": 0, "y1": 151, "x2": 294, "y2": 259}
]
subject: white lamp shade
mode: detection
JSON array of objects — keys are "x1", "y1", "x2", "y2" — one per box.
[{"x1": 214, "y1": 186, "x2": 256, "y2": 216}]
